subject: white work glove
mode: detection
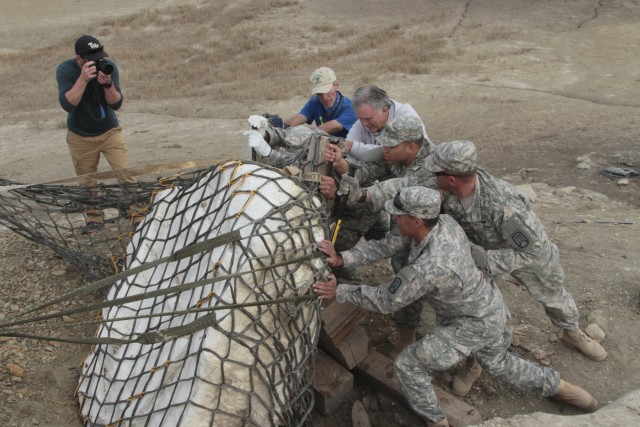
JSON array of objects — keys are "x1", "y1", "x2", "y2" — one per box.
[
  {"x1": 243, "y1": 130, "x2": 271, "y2": 157},
  {"x1": 339, "y1": 174, "x2": 364, "y2": 205},
  {"x1": 248, "y1": 115, "x2": 268, "y2": 130},
  {"x1": 469, "y1": 243, "x2": 488, "y2": 270}
]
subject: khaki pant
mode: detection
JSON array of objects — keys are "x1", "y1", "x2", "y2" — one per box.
[{"x1": 67, "y1": 127, "x2": 137, "y2": 223}]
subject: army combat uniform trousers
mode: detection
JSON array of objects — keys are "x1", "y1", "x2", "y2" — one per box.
[
  {"x1": 394, "y1": 313, "x2": 560, "y2": 422},
  {"x1": 487, "y1": 241, "x2": 580, "y2": 330}
]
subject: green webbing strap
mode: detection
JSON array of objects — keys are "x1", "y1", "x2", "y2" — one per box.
[
  {"x1": 0, "y1": 295, "x2": 318, "y2": 345},
  {"x1": 16, "y1": 230, "x2": 243, "y2": 318},
  {"x1": 0, "y1": 251, "x2": 322, "y2": 329}
]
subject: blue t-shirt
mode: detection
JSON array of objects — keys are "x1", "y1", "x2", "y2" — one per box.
[{"x1": 298, "y1": 91, "x2": 357, "y2": 138}]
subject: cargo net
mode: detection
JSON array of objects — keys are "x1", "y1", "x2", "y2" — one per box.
[{"x1": 0, "y1": 160, "x2": 330, "y2": 426}]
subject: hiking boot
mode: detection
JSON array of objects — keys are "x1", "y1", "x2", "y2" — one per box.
[
  {"x1": 452, "y1": 358, "x2": 482, "y2": 397},
  {"x1": 81, "y1": 221, "x2": 103, "y2": 235},
  {"x1": 553, "y1": 379, "x2": 599, "y2": 412},
  {"x1": 426, "y1": 417, "x2": 450, "y2": 427},
  {"x1": 389, "y1": 327, "x2": 416, "y2": 359},
  {"x1": 561, "y1": 328, "x2": 607, "y2": 361}
]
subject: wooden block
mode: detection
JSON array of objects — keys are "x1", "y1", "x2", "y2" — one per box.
[
  {"x1": 321, "y1": 300, "x2": 367, "y2": 345},
  {"x1": 354, "y1": 349, "x2": 482, "y2": 426},
  {"x1": 320, "y1": 324, "x2": 369, "y2": 369},
  {"x1": 313, "y1": 349, "x2": 354, "y2": 416}
]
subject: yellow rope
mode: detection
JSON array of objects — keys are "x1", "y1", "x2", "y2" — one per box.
[{"x1": 150, "y1": 359, "x2": 172, "y2": 373}]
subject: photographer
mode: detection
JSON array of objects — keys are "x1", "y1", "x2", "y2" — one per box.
[{"x1": 56, "y1": 35, "x2": 136, "y2": 235}]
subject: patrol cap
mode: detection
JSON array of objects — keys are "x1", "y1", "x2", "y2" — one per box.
[
  {"x1": 376, "y1": 116, "x2": 425, "y2": 147},
  {"x1": 310, "y1": 67, "x2": 337, "y2": 94},
  {"x1": 74, "y1": 35, "x2": 108, "y2": 61},
  {"x1": 384, "y1": 186, "x2": 441, "y2": 219},
  {"x1": 425, "y1": 140, "x2": 477, "y2": 175}
]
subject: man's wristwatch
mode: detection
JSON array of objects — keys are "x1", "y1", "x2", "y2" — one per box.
[{"x1": 103, "y1": 81, "x2": 113, "y2": 88}]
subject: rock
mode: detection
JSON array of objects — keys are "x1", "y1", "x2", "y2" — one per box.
[
  {"x1": 587, "y1": 310, "x2": 609, "y2": 330},
  {"x1": 352, "y1": 400, "x2": 371, "y2": 427},
  {"x1": 577, "y1": 189, "x2": 608, "y2": 201},
  {"x1": 617, "y1": 178, "x2": 629, "y2": 186},
  {"x1": 576, "y1": 154, "x2": 593, "y2": 164},
  {"x1": 576, "y1": 162, "x2": 591, "y2": 170},
  {"x1": 377, "y1": 393, "x2": 396, "y2": 411},
  {"x1": 51, "y1": 265, "x2": 66, "y2": 276},
  {"x1": 585, "y1": 323, "x2": 605, "y2": 343},
  {"x1": 6, "y1": 363, "x2": 24, "y2": 377},
  {"x1": 362, "y1": 395, "x2": 379, "y2": 411},
  {"x1": 476, "y1": 388, "x2": 640, "y2": 426},
  {"x1": 556, "y1": 186, "x2": 577, "y2": 195},
  {"x1": 516, "y1": 184, "x2": 537, "y2": 203}
]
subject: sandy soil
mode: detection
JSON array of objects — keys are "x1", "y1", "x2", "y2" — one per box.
[{"x1": 1, "y1": 0, "x2": 639, "y2": 426}]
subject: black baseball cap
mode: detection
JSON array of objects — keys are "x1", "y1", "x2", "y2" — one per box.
[{"x1": 74, "y1": 35, "x2": 109, "y2": 61}]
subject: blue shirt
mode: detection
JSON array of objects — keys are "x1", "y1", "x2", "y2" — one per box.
[{"x1": 298, "y1": 91, "x2": 357, "y2": 138}]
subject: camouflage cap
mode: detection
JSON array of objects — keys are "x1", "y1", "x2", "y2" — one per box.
[
  {"x1": 376, "y1": 116, "x2": 424, "y2": 147},
  {"x1": 384, "y1": 186, "x2": 441, "y2": 219},
  {"x1": 424, "y1": 140, "x2": 477, "y2": 175}
]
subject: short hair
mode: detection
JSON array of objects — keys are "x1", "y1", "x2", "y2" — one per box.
[{"x1": 352, "y1": 84, "x2": 393, "y2": 110}]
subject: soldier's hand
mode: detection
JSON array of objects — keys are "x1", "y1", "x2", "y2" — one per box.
[
  {"x1": 319, "y1": 176, "x2": 338, "y2": 199},
  {"x1": 243, "y1": 130, "x2": 271, "y2": 157},
  {"x1": 339, "y1": 174, "x2": 364, "y2": 205},
  {"x1": 323, "y1": 145, "x2": 349, "y2": 174},
  {"x1": 248, "y1": 115, "x2": 268, "y2": 130},
  {"x1": 317, "y1": 239, "x2": 343, "y2": 267},
  {"x1": 313, "y1": 274, "x2": 338, "y2": 301}
]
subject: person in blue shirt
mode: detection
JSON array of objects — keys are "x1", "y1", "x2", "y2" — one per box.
[{"x1": 249, "y1": 67, "x2": 357, "y2": 138}]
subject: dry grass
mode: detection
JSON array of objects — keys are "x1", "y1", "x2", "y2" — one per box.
[{"x1": 0, "y1": 0, "x2": 462, "y2": 120}]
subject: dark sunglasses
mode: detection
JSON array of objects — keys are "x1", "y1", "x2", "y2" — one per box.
[{"x1": 393, "y1": 192, "x2": 410, "y2": 212}]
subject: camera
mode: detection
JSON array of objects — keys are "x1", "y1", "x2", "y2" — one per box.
[{"x1": 93, "y1": 58, "x2": 113, "y2": 75}]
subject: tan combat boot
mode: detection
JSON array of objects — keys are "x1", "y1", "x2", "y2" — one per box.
[
  {"x1": 389, "y1": 327, "x2": 416, "y2": 359},
  {"x1": 560, "y1": 328, "x2": 607, "y2": 361},
  {"x1": 553, "y1": 379, "x2": 599, "y2": 412},
  {"x1": 452, "y1": 358, "x2": 482, "y2": 397},
  {"x1": 426, "y1": 416, "x2": 450, "y2": 427}
]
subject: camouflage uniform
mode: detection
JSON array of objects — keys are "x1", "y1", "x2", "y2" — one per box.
[
  {"x1": 337, "y1": 187, "x2": 560, "y2": 423},
  {"x1": 262, "y1": 125, "x2": 390, "y2": 276},
  {"x1": 353, "y1": 116, "x2": 436, "y2": 328},
  {"x1": 365, "y1": 141, "x2": 580, "y2": 330}
]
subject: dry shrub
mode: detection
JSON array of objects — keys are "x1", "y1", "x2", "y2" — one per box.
[{"x1": 1, "y1": 0, "x2": 458, "y2": 119}]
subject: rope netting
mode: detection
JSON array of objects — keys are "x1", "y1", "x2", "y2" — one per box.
[{"x1": 0, "y1": 160, "x2": 330, "y2": 426}]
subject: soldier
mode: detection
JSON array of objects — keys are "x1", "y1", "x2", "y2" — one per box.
[
  {"x1": 341, "y1": 140, "x2": 607, "y2": 395},
  {"x1": 321, "y1": 116, "x2": 436, "y2": 356},
  {"x1": 313, "y1": 186, "x2": 599, "y2": 427},
  {"x1": 243, "y1": 123, "x2": 389, "y2": 281}
]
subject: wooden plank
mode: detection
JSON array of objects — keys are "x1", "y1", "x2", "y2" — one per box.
[
  {"x1": 313, "y1": 349, "x2": 354, "y2": 416},
  {"x1": 319, "y1": 325, "x2": 369, "y2": 370},
  {"x1": 354, "y1": 349, "x2": 482, "y2": 426},
  {"x1": 321, "y1": 300, "x2": 367, "y2": 344}
]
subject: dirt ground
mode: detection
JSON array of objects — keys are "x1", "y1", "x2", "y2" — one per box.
[{"x1": 1, "y1": 0, "x2": 640, "y2": 426}]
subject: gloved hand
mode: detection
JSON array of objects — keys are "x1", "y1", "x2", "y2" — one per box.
[
  {"x1": 243, "y1": 130, "x2": 271, "y2": 157},
  {"x1": 469, "y1": 243, "x2": 488, "y2": 269},
  {"x1": 248, "y1": 115, "x2": 268, "y2": 130},
  {"x1": 339, "y1": 174, "x2": 364, "y2": 205}
]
